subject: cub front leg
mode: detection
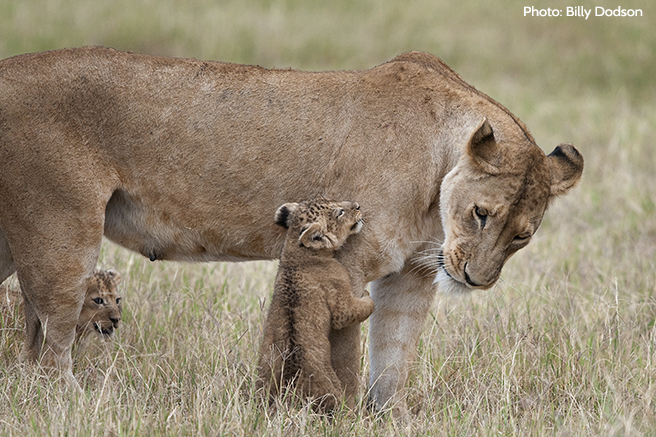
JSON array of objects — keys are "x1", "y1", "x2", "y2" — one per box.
[
  {"x1": 368, "y1": 268, "x2": 437, "y2": 418},
  {"x1": 330, "y1": 291, "x2": 375, "y2": 331}
]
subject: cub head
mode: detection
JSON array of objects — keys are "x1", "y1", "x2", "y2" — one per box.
[
  {"x1": 436, "y1": 118, "x2": 584, "y2": 293},
  {"x1": 275, "y1": 199, "x2": 363, "y2": 251},
  {"x1": 77, "y1": 269, "x2": 123, "y2": 337}
]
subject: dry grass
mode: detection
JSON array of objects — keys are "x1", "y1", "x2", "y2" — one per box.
[{"x1": 1, "y1": 0, "x2": 655, "y2": 435}]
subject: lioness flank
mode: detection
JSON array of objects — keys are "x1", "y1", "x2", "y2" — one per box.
[
  {"x1": 0, "y1": 47, "x2": 582, "y2": 415},
  {"x1": 257, "y1": 199, "x2": 374, "y2": 411}
]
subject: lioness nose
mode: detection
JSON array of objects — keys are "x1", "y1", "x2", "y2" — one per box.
[
  {"x1": 464, "y1": 270, "x2": 482, "y2": 287},
  {"x1": 464, "y1": 262, "x2": 498, "y2": 289},
  {"x1": 110, "y1": 315, "x2": 121, "y2": 326}
]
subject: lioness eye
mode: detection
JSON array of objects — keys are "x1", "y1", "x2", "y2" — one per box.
[
  {"x1": 92, "y1": 297, "x2": 105, "y2": 305},
  {"x1": 513, "y1": 234, "x2": 531, "y2": 243},
  {"x1": 116, "y1": 297, "x2": 121, "y2": 305},
  {"x1": 474, "y1": 206, "x2": 488, "y2": 227}
]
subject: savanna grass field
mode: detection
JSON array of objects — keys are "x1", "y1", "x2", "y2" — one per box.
[{"x1": 0, "y1": 0, "x2": 655, "y2": 435}]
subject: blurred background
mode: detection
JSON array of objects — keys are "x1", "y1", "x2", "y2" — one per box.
[
  {"x1": 1, "y1": 0, "x2": 653, "y2": 96},
  {"x1": 1, "y1": 0, "x2": 654, "y2": 434}
]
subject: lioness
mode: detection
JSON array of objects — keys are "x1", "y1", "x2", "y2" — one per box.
[
  {"x1": 76, "y1": 269, "x2": 122, "y2": 339},
  {"x1": 0, "y1": 47, "x2": 583, "y2": 414},
  {"x1": 257, "y1": 199, "x2": 374, "y2": 411}
]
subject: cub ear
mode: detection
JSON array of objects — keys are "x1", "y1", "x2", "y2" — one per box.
[
  {"x1": 299, "y1": 222, "x2": 337, "y2": 250},
  {"x1": 274, "y1": 203, "x2": 298, "y2": 228},
  {"x1": 107, "y1": 269, "x2": 122, "y2": 285},
  {"x1": 466, "y1": 117, "x2": 502, "y2": 175},
  {"x1": 546, "y1": 143, "x2": 584, "y2": 197}
]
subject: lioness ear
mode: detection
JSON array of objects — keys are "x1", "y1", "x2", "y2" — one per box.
[
  {"x1": 274, "y1": 203, "x2": 298, "y2": 228},
  {"x1": 107, "y1": 269, "x2": 122, "y2": 285},
  {"x1": 546, "y1": 143, "x2": 584, "y2": 197},
  {"x1": 299, "y1": 222, "x2": 336, "y2": 250},
  {"x1": 466, "y1": 118, "x2": 501, "y2": 175}
]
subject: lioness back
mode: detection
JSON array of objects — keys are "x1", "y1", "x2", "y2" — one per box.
[{"x1": 257, "y1": 199, "x2": 374, "y2": 410}]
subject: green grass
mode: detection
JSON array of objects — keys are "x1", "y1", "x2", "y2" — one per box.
[{"x1": 1, "y1": 0, "x2": 655, "y2": 435}]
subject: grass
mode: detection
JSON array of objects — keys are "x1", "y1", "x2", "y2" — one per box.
[{"x1": 1, "y1": 0, "x2": 655, "y2": 435}]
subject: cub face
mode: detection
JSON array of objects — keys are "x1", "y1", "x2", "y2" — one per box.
[
  {"x1": 77, "y1": 269, "x2": 123, "y2": 337},
  {"x1": 275, "y1": 199, "x2": 363, "y2": 251}
]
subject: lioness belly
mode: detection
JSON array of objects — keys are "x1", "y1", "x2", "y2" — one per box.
[{"x1": 103, "y1": 189, "x2": 274, "y2": 262}]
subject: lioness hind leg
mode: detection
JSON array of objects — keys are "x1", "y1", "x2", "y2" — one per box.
[
  {"x1": 0, "y1": 143, "x2": 116, "y2": 378},
  {"x1": 6, "y1": 206, "x2": 107, "y2": 380},
  {"x1": 17, "y1": 245, "x2": 103, "y2": 372}
]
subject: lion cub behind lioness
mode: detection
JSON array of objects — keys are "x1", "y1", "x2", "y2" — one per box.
[
  {"x1": 257, "y1": 199, "x2": 375, "y2": 411},
  {"x1": 76, "y1": 269, "x2": 123, "y2": 339}
]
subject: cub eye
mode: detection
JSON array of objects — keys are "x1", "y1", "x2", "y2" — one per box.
[
  {"x1": 116, "y1": 297, "x2": 122, "y2": 305},
  {"x1": 312, "y1": 235, "x2": 323, "y2": 241},
  {"x1": 474, "y1": 206, "x2": 488, "y2": 227},
  {"x1": 92, "y1": 297, "x2": 105, "y2": 305},
  {"x1": 336, "y1": 208, "x2": 345, "y2": 218}
]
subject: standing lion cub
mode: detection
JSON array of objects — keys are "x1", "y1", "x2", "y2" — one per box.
[{"x1": 257, "y1": 199, "x2": 375, "y2": 411}]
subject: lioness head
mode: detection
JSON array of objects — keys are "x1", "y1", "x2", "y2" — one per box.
[
  {"x1": 77, "y1": 269, "x2": 123, "y2": 337},
  {"x1": 275, "y1": 199, "x2": 363, "y2": 251},
  {"x1": 436, "y1": 118, "x2": 583, "y2": 293}
]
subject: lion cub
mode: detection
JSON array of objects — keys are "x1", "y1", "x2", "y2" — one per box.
[
  {"x1": 257, "y1": 199, "x2": 375, "y2": 411},
  {"x1": 76, "y1": 269, "x2": 123, "y2": 339}
]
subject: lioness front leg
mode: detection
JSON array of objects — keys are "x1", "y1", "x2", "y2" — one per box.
[{"x1": 368, "y1": 268, "x2": 437, "y2": 418}]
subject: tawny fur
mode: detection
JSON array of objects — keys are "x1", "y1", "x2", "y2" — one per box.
[
  {"x1": 257, "y1": 199, "x2": 374, "y2": 411},
  {"x1": 0, "y1": 47, "x2": 583, "y2": 412}
]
